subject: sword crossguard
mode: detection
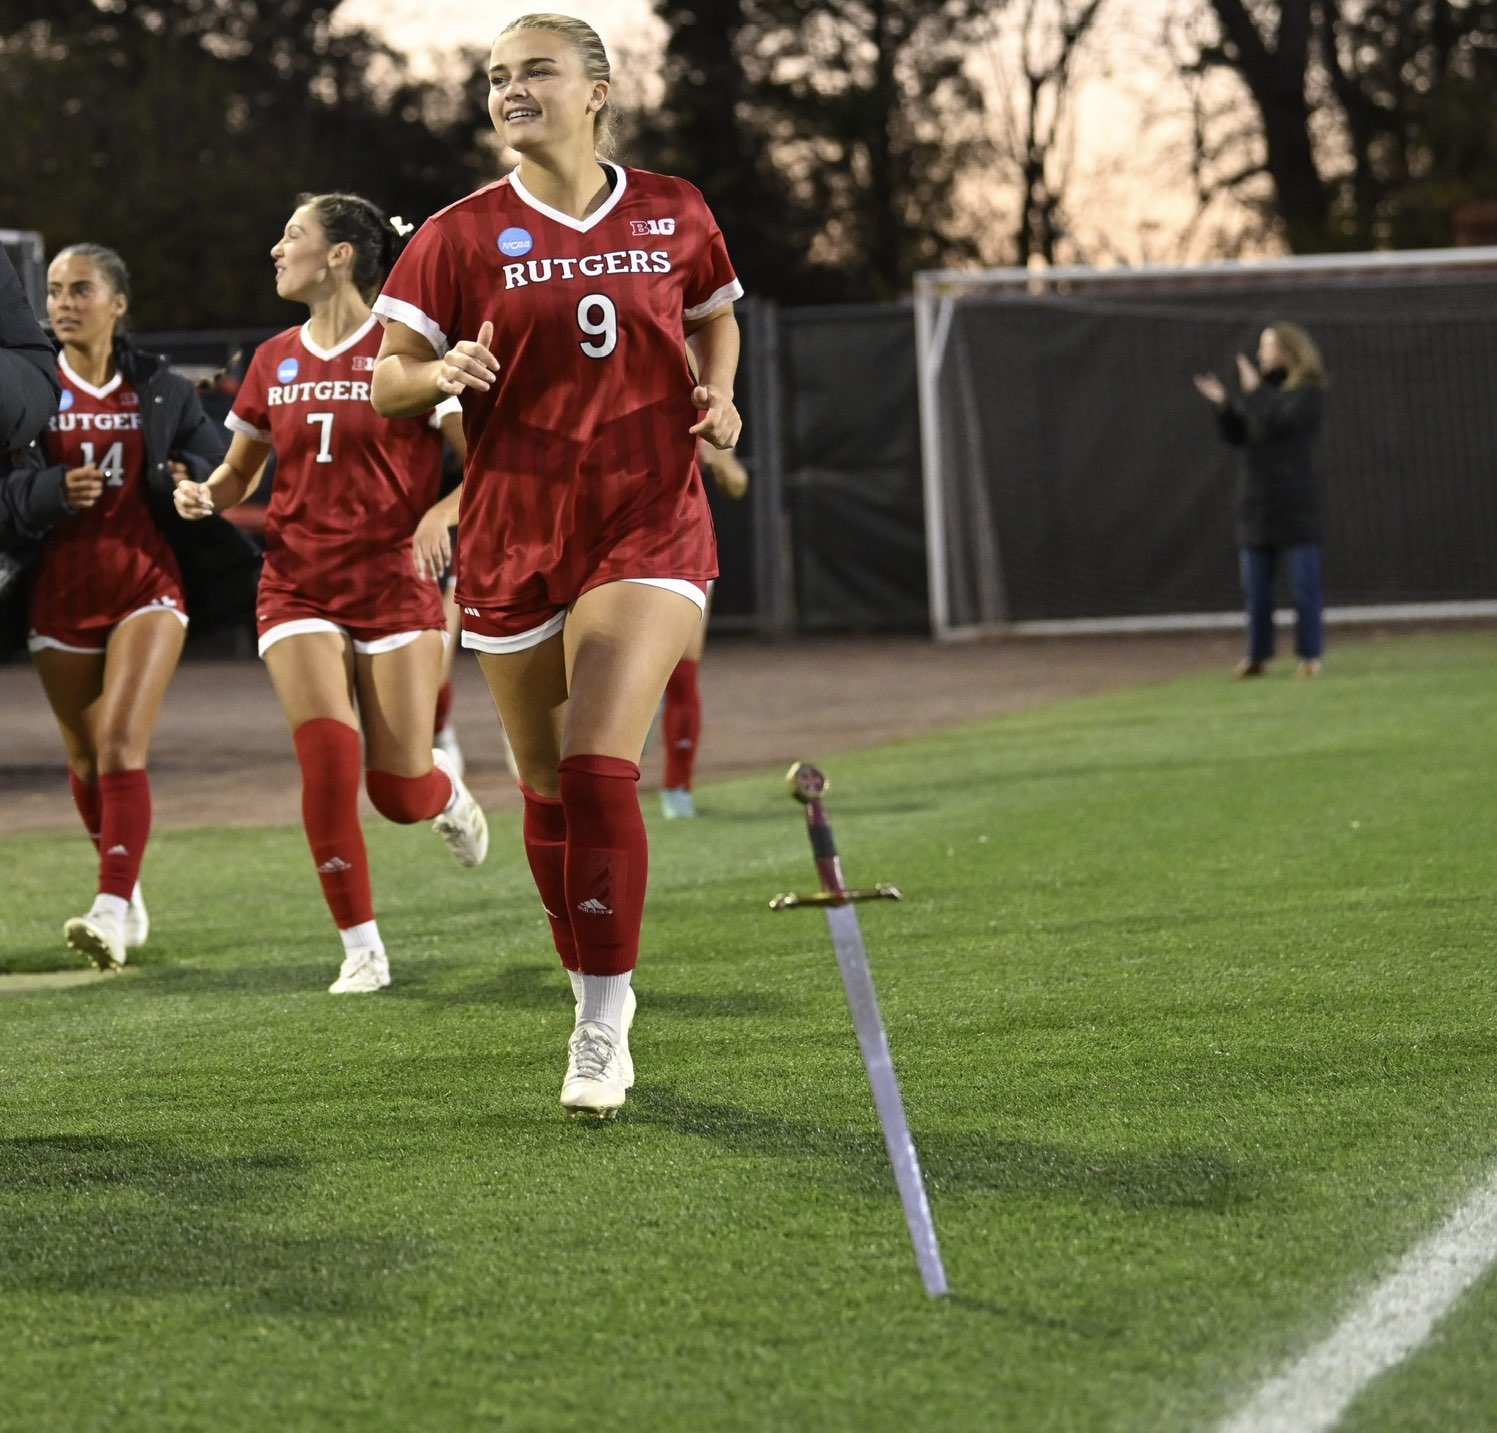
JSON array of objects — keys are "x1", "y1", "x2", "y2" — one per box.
[{"x1": 769, "y1": 883, "x2": 902, "y2": 912}]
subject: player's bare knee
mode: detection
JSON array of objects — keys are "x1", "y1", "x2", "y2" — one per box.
[{"x1": 95, "y1": 742, "x2": 146, "y2": 775}]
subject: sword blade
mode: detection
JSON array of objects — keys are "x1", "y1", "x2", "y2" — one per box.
[{"x1": 824, "y1": 902, "x2": 948, "y2": 1298}]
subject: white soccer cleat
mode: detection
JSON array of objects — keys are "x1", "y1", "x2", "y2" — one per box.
[
  {"x1": 328, "y1": 946, "x2": 390, "y2": 994},
  {"x1": 64, "y1": 906, "x2": 127, "y2": 971},
  {"x1": 431, "y1": 747, "x2": 489, "y2": 867},
  {"x1": 124, "y1": 882, "x2": 149, "y2": 950},
  {"x1": 434, "y1": 723, "x2": 465, "y2": 780},
  {"x1": 561, "y1": 988, "x2": 636, "y2": 1119},
  {"x1": 571, "y1": 984, "x2": 636, "y2": 1090},
  {"x1": 659, "y1": 786, "x2": 696, "y2": 819},
  {"x1": 560, "y1": 1024, "x2": 631, "y2": 1117}
]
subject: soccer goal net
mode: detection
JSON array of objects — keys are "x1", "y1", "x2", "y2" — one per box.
[{"x1": 915, "y1": 248, "x2": 1497, "y2": 640}]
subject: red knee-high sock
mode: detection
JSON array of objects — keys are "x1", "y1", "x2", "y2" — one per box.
[
  {"x1": 292, "y1": 718, "x2": 374, "y2": 929},
  {"x1": 433, "y1": 679, "x2": 453, "y2": 738},
  {"x1": 558, "y1": 754, "x2": 647, "y2": 977},
  {"x1": 521, "y1": 783, "x2": 577, "y2": 970},
  {"x1": 365, "y1": 766, "x2": 451, "y2": 824},
  {"x1": 96, "y1": 769, "x2": 151, "y2": 899},
  {"x1": 662, "y1": 658, "x2": 702, "y2": 790},
  {"x1": 69, "y1": 771, "x2": 102, "y2": 850}
]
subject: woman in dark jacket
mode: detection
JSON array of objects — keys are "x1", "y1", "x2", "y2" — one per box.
[
  {"x1": 1194, "y1": 320, "x2": 1329, "y2": 678},
  {"x1": 0, "y1": 247, "x2": 59, "y2": 452},
  {"x1": 2, "y1": 242, "x2": 257, "y2": 971}
]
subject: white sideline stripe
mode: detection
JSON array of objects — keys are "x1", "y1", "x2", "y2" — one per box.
[
  {"x1": 956, "y1": 600, "x2": 1497, "y2": 641},
  {"x1": 1219, "y1": 1167, "x2": 1497, "y2": 1433}
]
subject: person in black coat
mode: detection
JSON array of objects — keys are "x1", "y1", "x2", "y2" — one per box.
[
  {"x1": 0, "y1": 246, "x2": 59, "y2": 453},
  {"x1": 1, "y1": 242, "x2": 259, "y2": 971},
  {"x1": 1194, "y1": 320, "x2": 1329, "y2": 678}
]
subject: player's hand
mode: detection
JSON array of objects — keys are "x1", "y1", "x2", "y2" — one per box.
[
  {"x1": 1193, "y1": 373, "x2": 1227, "y2": 407},
  {"x1": 1236, "y1": 353, "x2": 1261, "y2": 392},
  {"x1": 437, "y1": 320, "x2": 499, "y2": 396},
  {"x1": 63, "y1": 464, "x2": 104, "y2": 510},
  {"x1": 173, "y1": 477, "x2": 216, "y2": 521},
  {"x1": 704, "y1": 445, "x2": 749, "y2": 499},
  {"x1": 689, "y1": 383, "x2": 741, "y2": 449},
  {"x1": 412, "y1": 506, "x2": 453, "y2": 581}
]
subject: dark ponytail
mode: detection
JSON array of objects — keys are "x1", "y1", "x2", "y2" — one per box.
[{"x1": 298, "y1": 192, "x2": 412, "y2": 301}]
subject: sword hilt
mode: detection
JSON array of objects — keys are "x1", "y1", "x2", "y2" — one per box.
[{"x1": 785, "y1": 760, "x2": 848, "y2": 899}]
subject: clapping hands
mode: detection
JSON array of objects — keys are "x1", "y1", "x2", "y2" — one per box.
[{"x1": 1192, "y1": 373, "x2": 1227, "y2": 407}]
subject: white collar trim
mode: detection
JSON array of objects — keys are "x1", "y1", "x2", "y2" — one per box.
[
  {"x1": 59, "y1": 353, "x2": 123, "y2": 400},
  {"x1": 509, "y1": 162, "x2": 627, "y2": 233},
  {"x1": 299, "y1": 312, "x2": 379, "y2": 361}
]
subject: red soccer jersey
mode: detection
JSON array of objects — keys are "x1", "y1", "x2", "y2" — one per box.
[
  {"x1": 373, "y1": 163, "x2": 743, "y2": 619},
  {"x1": 29, "y1": 357, "x2": 184, "y2": 635},
  {"x1": 228, "y1": 315, "x2": 454, "y2": 631}
]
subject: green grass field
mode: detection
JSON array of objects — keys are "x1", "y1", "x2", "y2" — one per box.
[{"x1": 3, "y1": 631, "x2": 1495, "y2": 1432}]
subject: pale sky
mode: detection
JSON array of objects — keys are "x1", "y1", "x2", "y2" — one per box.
[{"x1": 337, "y1": 0, "x2": 663, "y2": 76}]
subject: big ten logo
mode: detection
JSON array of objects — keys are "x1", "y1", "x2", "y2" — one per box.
[{"x1": 629, "y1": 218, "x2": 676, "y2": 237}]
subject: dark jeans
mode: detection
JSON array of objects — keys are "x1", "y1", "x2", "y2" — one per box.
[{"x1": 1239, "y1": 544, "x2": 1324, "y2": 664}]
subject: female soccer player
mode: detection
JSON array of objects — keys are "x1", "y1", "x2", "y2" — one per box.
[
  {"x1": 658, "y1": 440, "x2": 749, "y2": 819},
  {"x1": 174, "y1": 193, "x2": 489, "y2": 995},
  {"x1": 5, "y1": 243, "x2": 241, "y2": 969},
  {"x1": 371, "y1": 12, "x2": 743, "y2": 1115}
]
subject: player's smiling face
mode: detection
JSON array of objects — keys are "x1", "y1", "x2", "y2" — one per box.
[
  {"x1": 46, "y1": 255, "x2": 126, "y2": 351},
  {"x1": 271, "y1": 205, "x2": 336, "y2": 304},
  {"x1": 487, "y1": 31, "x2": 603, "y2": 152}
]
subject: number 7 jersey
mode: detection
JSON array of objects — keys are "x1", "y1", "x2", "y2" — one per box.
[
  {"x1": 373, "y1": 163, "x2": 743, "y2": 619},
  {"x1": 227, "y1": 314, "x2": 455, "y2": 631}
]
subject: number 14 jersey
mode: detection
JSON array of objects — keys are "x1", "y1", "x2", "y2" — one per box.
[{"x1": 29, "y1": 356, "x2": 183, "y2": 638}]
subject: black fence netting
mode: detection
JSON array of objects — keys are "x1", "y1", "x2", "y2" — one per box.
[
  {"x1": 930, "y1": 273, "x2": 1497, "y2": 628},
  {"x1": 781, "y1": 305, "x2": 927, "y2": 632}
]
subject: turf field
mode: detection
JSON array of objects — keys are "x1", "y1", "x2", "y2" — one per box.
[{"x1": 2, "y1": 630, "x2": 1495, "y2": 1432}]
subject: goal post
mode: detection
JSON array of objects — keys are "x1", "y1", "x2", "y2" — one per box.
[{"x1": 915, "y1": 247, "x2": 1497, "y2": 642}]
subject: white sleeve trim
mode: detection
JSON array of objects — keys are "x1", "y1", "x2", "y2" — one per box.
[
  {"x1": 372, "y1": 295, "x2": 450, "y2": 358},
  {"x1": 225, "y1": 412, "x2": 273, "y2": 443},
  {"x1": 428, "y1": 395, "x2": 462, "y2": 429},
  {"x1": 683, "y1": 278, "x2": 745, "y2": 323}
]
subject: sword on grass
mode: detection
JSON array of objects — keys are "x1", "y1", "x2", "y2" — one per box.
[{"x1": 771, "y1": 761, "x2": 948, "y2": 1298}]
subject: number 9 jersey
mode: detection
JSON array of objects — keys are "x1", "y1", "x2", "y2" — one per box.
[
  {"x1": 227, "y1": 315, "x2": 457, "y2": 637},
  {"x1": 373, "y1": 164, "x2": 743, "y2": 630}
]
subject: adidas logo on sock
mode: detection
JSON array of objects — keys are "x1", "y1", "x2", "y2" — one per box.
[
  {"x1": 106, "y1": 844, "x2": 129, "y2": 855},
  {"x1": 318, "y1": 856, "x2": 352, "y2": 873},
  {"x1": 576, "y1": 897, "x2": 613, "y2": 916}
]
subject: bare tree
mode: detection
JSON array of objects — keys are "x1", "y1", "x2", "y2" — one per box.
[
  {"x1": 1171, "y1": 0, "x2": 1497, "y2": 252},
  {"x1": 980, "y1": 0, "x2": 1108, "y2": 265}
]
